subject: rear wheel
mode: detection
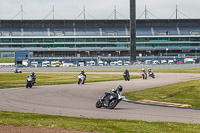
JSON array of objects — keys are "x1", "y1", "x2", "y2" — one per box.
[
  {"x1": 108, "y1": 99, "x2": 118, "y2": 109},
  {"x1": 124, "y1": 77, "x2": 127, "y2": 81},
  {"x1": 96, "y1": 100, "x2": 102, "y2": 108},
  {"x1": 145, "y1": 74, "x2": 147, "y2": 79},
  {"x1": 82, "y1": 79, "x2": 85, "y2": 84}
]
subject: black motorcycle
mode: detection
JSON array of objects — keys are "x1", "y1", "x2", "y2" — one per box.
[
  {"x1": 123, "y1": 73, "x2": 130, "y2": 81},
  {"x1": 96, "y1": 89, "x2": 125, "y2": 109},
  {"x1": 149, "y1": 71, "x2": 155, "y2": 78},
  {"x1": 14, "y1": 68, "x2": 22, "y2": 73}
]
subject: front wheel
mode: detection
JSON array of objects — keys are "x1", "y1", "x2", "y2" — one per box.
[
  {"x1": 26, "y1": 83, "x2": 28, "y2": 88},
  {"x1": 96, "y1": 100, "x2": 102, "y2": 108},
  {"x1": 78, "y1": 79, "x2": 81, "y2": 84},
  {"x1": 108, "y1": 99, "x2": 119, "y2": 109}
]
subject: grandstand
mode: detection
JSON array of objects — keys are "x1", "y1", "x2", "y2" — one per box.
[{"x1": 0, "y1": 19, "x2": 200, "y2": 58}]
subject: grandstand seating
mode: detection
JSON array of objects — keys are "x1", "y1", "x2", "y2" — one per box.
[
  {"x1": 179, "y1": 26, "x2": 200, "y2": 35},
  {"x1": 1, "y1": 25, "x2": 200, "y2": 36},
  {"x1": 153, "y1": 26, "x2": 178, "y2": 35},
  {"x1": 50, "y1": 27, "x2": 74, "y2": 36},
  {"x1": 0, "y1": 27, "x2": 21, "y2": 36},
  {"x1": 23, "y1": 28, "x2": 48, "y2": 36},
  {"x1": 136, "y1": 27, "x2": 152, "y2": 36},
  {"x1": 102, "y1": 26, "x2": 126, "y2": 36},
  {"x1": 76, "y1": 27, "x2": 100, "y2": 36}
]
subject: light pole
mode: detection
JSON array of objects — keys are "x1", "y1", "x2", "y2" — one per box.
[{"x1": 130, "y1": 0, "x2": 137, "y2": 64}]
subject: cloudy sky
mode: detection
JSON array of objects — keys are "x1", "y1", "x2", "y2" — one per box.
[{"x1": 0, "y1": 0, "x2": 199, "y2": 20}]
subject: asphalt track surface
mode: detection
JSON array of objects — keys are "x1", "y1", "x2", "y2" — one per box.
[{"x1": 0, "y1": 73, "x2": 200, "y2": 124}]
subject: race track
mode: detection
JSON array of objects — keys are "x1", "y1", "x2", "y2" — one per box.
[{"x1": 0, "y1": 73, "x2": 200, "y2": 124}]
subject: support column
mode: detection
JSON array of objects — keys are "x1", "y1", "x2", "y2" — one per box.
[{"x1": 130, "y1": 0, "x2": 137, "y2": 64}]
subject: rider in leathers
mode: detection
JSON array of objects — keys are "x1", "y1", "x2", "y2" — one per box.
[
  {"x1": 80, "y1": 69, "x2": 86, "y2": 80},
  {"x1": 30, "y1": 72, "x2": 36, "y2": 84},
  {"x1": 103, "y1": 85, "x2": 123, "y2": 106},
  {"x1": 148, "y1": 68, "x2": 153, "y2": 77},
  {"x1": 124, "y1": 69, "x2": 129, "y2": 76}
]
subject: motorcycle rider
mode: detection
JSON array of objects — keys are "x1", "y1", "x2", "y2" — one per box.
[
  {"x1": 141, "y1": 68, "x2": 147, "y2": 79},
  {"x1": 29, "y1": 72, "x2": 36, "y2": 84},
  {"x1": 123, "y1": 69, "x2": 130, "y2": 81},
  {"x1": 124, "y1": 69, "x2": 129, "y2": 76},
  {"x1": 103, "y1": 85, "x2": 123, "y2": 106},
  {"x1": 79, "y1": 69, "x2": 86, "y2": 80},
  {"x1": 148, "y1": 68, "x2": 153, "y2": 77}
]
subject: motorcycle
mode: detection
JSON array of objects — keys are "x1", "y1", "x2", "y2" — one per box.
[
  {"x1": 96, "y1": 89, "x2": 125, "y2": 109},
  {"x1": 78, "y1": 74, "x2": 86, "y2": 85},
  {"x1": 26, "y1": 76, "x2": 33, "y2": 88},
  {"x1": 149, "y1": 71, "x2": 155, "y2": 78},
  {"x1": 123, "y1": 73, "x2": 130, "y2": 81},
  {"x1": 14, "y1": 68, "x2": 22, "y2": 73},
  {"x1": 141, "y1": 72, "x2": 147, "y2": 80}
]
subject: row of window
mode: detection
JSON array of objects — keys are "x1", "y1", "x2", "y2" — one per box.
[
  {"x1": 0, "y1": 38, "x2": 129, "y2": 43},
  {"x1": 137, "y1": 37, "x2": 200, "y2": 42},
  {"x1": 0, "y1": 43, "x2": 199, "y2": 48},
  {"x1": 0, "y1": 37, "x2": 200, "y2": 43}
]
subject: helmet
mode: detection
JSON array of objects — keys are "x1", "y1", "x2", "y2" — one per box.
[
  {"x1": 81, "y1": 69, "x2": 84, "y2": 72},
  {"x1": 117, "y1": 85, "x2": 123, "y2": 92},
  {"x1": 32, "y1": 72, "x2": 35, "y2": 75},
  {"x1": 142, "y1": 68, "x2": 144, "y2": 71}
]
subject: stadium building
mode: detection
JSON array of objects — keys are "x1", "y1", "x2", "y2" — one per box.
[{"x1": 0, "y1": 19, "x2": 200, "y2": 58}]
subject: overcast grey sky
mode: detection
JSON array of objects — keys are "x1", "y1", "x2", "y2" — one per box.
[{"x1": 0, "y1": 0, "x2": 199, "y2": 20}]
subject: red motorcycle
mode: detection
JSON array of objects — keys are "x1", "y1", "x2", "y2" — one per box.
[{"x1": 141, "y1": 72, "x2": 147, "y2": 80}]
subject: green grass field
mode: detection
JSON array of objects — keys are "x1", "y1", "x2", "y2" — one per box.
[
  {"x1": 0, "y1": 58, "x2": 14, "y2": 63},
  {"x1": 1, "y1": 70, "x2": 200, "y2": 132},
  {"x1": 0, "y1": 111, "x2": 200, "y2": 133},
  {"x1": 0, "y1": 73, "x2": 140, "y2": 89},
  {"x1": 124, "y1": 79, "x2": 200, "y2": 108}
]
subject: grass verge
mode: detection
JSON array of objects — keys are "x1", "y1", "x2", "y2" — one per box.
[
  {"x1": 0, "y1": 73, "x2": 140, "y2": 89},
  {"x1": 124, "y1": 79, "x2": 200, "y2": 108},
  {"x1": 0, "y1": 58, "x2": 14, "y2": 63},
  {"x1": 0, "y1": 111, "x2": 200, "y2": 133}
]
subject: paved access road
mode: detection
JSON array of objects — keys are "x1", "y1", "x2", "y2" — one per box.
[{"x1": 0, "y1": 73, "x2": 200, "y2": 124}]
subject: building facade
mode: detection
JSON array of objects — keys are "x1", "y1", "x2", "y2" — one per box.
[{"x1": 0, "y1": 19, "x2": 200, "y2": 57}]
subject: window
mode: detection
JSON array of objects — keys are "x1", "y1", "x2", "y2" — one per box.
[
  {"x1": 12, "y1": 38, "x2": 22, "y2": 43},
  {"x1": 23, "y1": 38, "x2": 33, "y2": 43},
  {"x1": 76, "y1": 38, "x2": 86, "y2": 42},
  {"x1": 65, "y1": 38, "x2": 74, "y2": 42},
  {"x1": 33, "y1": 38, "x2": 43, "y2": 43},
  {"x1": 86, "y1": 38, "x2": 95, "y2": 42},
  {"x1": 107, "y1": 38, "x2": 117, "y2": 42}
]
